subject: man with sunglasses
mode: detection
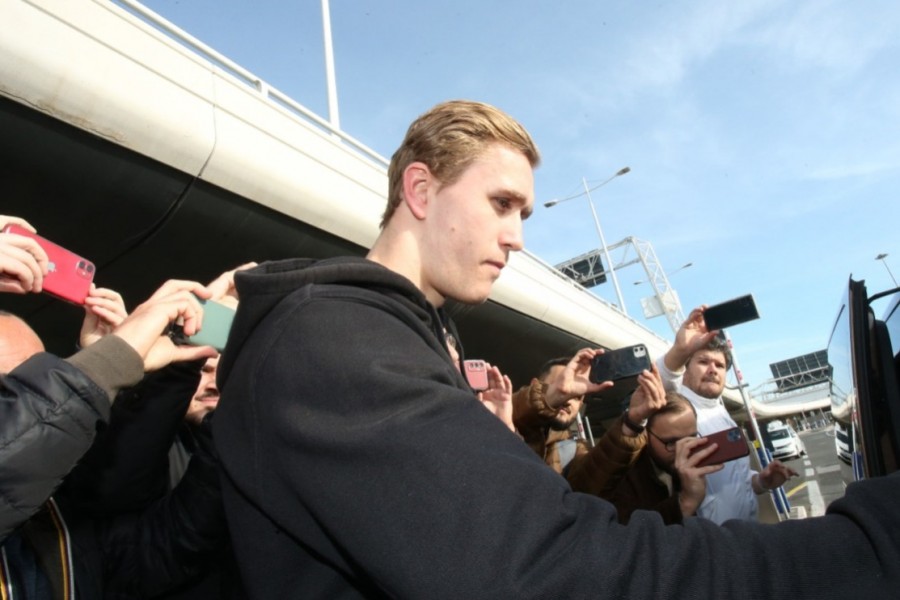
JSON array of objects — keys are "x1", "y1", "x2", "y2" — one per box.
[{"x1": 608, "y1": 392, "x2": 723, "y2": 524}]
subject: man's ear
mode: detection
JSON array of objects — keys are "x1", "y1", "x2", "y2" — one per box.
[{"x1": 401, "y1": 162, "x2": 431, "y2": 221}]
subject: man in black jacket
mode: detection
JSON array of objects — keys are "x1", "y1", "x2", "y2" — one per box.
[{"x1": 214, "y1": 100, "x2": 900, "y2": 599}]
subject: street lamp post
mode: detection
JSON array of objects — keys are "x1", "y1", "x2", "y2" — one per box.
[
  {"x1": 875, "y1": 253, "x2": 898, "y2": 287},
  {"x1": 545, "y1": 167, "x2": 631, "y2": 313}
]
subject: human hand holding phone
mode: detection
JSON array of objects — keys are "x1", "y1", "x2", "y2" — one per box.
[
  {"x1": 0, "y1": 218, "x2": 49, "y2": 295},
  {"x1": 673, "y1": 436, "x2": 724, "y2": 517},
  {"x1": 545, "y1": 348, "x2": 613, "y2": 408},
  {"x1": 81, "y1": 286, "x2": 129, "y2": 348},
  {"x1": 622, "y1": 365, "x2": 665, "y2": 435},
  {"x1": 474, "y1": 363, "x2": 515, "y2": 433},
  {"x1": 113, "y1": 279, "x2": 217, "y2": 371},
  {"x1": 690, "y1": 427, "x2": 750, "y2": 467},
  {"x1": 1, "y1": 223, "x2": 94, "y2": 303}
]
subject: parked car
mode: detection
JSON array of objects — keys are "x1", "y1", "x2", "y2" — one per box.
[
  {"x1": 833, "y1": 421, "x2": 852, "y2": 465},
  {"x1": 767, "y1": 421, "x2": 807, "y2": 461}
]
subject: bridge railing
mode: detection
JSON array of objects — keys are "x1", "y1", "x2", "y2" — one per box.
[{"x1": 113, "y1": 0, "x2": 390, "y2": 170}]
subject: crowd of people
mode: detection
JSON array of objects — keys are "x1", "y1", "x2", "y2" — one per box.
[{"x1": 2, "y1": 99, "x2": 899, "y2": 599}]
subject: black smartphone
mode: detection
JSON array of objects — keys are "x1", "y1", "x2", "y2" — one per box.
[
  {"x1": 588, "y1": 344, "x2": 651, "y2": 389},
  {"x1": 703, "y1": 294, "x2": 759, "y2": 331},
  {"x1": 693, "y1": 427, "x2": 750, "y2": 467}
]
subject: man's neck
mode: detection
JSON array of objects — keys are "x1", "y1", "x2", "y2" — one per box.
[
  {"x1": 367, "y1": 228, "x2": 445, "y2": 307},
  {"x1": 680, "y1": 384, "x2": 721, "y2": 409}
]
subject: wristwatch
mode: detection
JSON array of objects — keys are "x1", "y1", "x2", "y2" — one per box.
[{"x1": 622, "y1": 408, "x2": 648, "y2": 433}]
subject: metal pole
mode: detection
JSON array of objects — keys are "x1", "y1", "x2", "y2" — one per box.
[
  {"x1": 582, "y1": 177, "x2": 628, "y2": 315},
  {"x1": 721, "y1": 330, "x2": 790, "y2": 519},
  {"x1": 321, "y1": 0, "x2": 340, "y2": 129}
]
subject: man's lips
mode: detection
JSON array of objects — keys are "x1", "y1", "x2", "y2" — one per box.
[{"x1": 486, "y1": 260, "x2": 506, "y2": 273}]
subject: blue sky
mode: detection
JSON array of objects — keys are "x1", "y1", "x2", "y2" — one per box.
[{"x1": 139, "y1": 0, "x2": 900, "y2": 390}]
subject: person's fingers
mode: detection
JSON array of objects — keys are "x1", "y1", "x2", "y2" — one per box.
[
  {"x1": 696, "y1": 463, "x2": 725, "y2": 475},
  {"x1": 0, "y1": 238, "x2": 48, "y2": 292},
  {"x1": 169, "y1": 344, "x2": 219, "y2": 363},
  {"x1": 206, "y1": 262, "x2": 257, "y2": 302},
  {"x1": 146, "y1": 279, "x2": 210, "y2": 303},
  {"x1": 586, "y1": 380, "x2": 615, "y2": 393},
  {"x1": 683, "y1": 441, "x2": 718, "y2": 467},
  {"x1": 0, "y1": 258, "x2": 38, "y2": 292},
  {"x1": 486, "y1": 366, "x2": 504, "y2": 388},
  {"x1": 3, "y1": 235, "x2": 49, "y2": 268},
  {"x1": 87, "y1": 304, "x2": 128, "y2": 327},
  {"x1": 0, "y1": 216, "x2": 37, "y2": 233}
]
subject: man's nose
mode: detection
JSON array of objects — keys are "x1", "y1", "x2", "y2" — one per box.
[{"x1": 500, "y1": 216, "x2": 524, "y2": 252}]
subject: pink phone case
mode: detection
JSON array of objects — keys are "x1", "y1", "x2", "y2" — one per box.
[
  {"x1": 2, "y1": 224, "x2": 95, "y2": 304},
  {"x1": 463, "y1": 359, "x2": 489, "y2": 391}
]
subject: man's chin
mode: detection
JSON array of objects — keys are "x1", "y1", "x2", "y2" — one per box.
[
  {"x1": 698, "y1": 383, "x2": 724, "y2": 399},
  {"x1": 549, "y1": 417, "x2": 575, "y2": 431}
]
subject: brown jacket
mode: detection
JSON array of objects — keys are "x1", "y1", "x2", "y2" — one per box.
[
  {"x1": 602, "y1": 450, "x2": 684, "y2": 524},
  {"x1": 512, "y1": 381, "x2": 645, "y2": 485}
]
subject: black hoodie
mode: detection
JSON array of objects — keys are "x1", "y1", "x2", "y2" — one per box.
[{"x1": 214, "y1": 257, "x2": 900, "y2": 600}]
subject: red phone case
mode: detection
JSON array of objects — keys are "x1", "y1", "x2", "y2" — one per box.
[
  {"x1": 694, "y1": 427, "x2": 750, "y2": 467},
  {"x1": 2, "y1": 224, "x2": 95, "y2": 304}
]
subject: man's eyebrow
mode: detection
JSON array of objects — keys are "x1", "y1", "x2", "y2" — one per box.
[{"x1": 498, "y1": 189, "x2": 533, "y2": 220}]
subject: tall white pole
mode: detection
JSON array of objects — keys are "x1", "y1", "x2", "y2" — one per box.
[
  {"x1": 583, "y1": 177, "x2": 627, "y2": 315},
  {"x1": 321, "y1": 0, "x2": 340, "y2": 129}
]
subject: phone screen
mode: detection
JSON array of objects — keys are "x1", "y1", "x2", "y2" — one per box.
[{"x1": 703, "y1": 294, "x2": 759, "y2": 331}]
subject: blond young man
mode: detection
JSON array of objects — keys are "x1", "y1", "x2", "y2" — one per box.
[{"x1": 214, "y1": 101, "x2": 900, "y2": 599}]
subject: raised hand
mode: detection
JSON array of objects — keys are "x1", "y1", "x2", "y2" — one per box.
[
  {"x1": 81, "y1": 286, "x2": 129, "y2": 348},
  {"x1": 112, "y1": 279, "x2": 217, "y2": 371},
  {"x1": 478, "y1": 363, "x2": 515, "y2": 432},
  {"x1": 0, "y1": 217, "x2": 48, "y2": 294}
]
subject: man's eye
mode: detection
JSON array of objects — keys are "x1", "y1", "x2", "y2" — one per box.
[{"x1": 495, "y1": 198, "x2": 511, "y2": 210}]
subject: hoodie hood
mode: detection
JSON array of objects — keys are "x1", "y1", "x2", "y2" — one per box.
[{"x1": 217, "y1": 256, "x2": 447, "y2": 389}]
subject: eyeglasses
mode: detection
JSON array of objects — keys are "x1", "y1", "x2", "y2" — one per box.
[{"x1": 646, "y1": 428, "x2": 699, "y2": 452}]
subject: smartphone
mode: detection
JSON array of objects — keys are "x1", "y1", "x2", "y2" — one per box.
[
  {"x1": 693, "y1": 426, "x2": 750, "y2": 467},
  {"x1": 168, "y1": 297, "x2": 236, "y2": 352},
  {"x1": 191, "y1": 298, "x2": 236, "y2": 352},
  {"x1": 588, "y1": 344, "x2": 650, "y2": 387},
  {"x1": 702, "y1": 294, "x2": 759, "y2": 331},
  {"x1": 2, "y1": 224, "x2": 95, "y2": 304},
  {"x1": 463, "y1": 359, "x2": 489, "y2": 391},
  {"x1": 588, "y1": 345, "x2": 652, "y2": 402}
]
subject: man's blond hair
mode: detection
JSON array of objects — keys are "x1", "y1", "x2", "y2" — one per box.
[{"x1": 380, "y1": 100, "x2": 540, "y2": 228}]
